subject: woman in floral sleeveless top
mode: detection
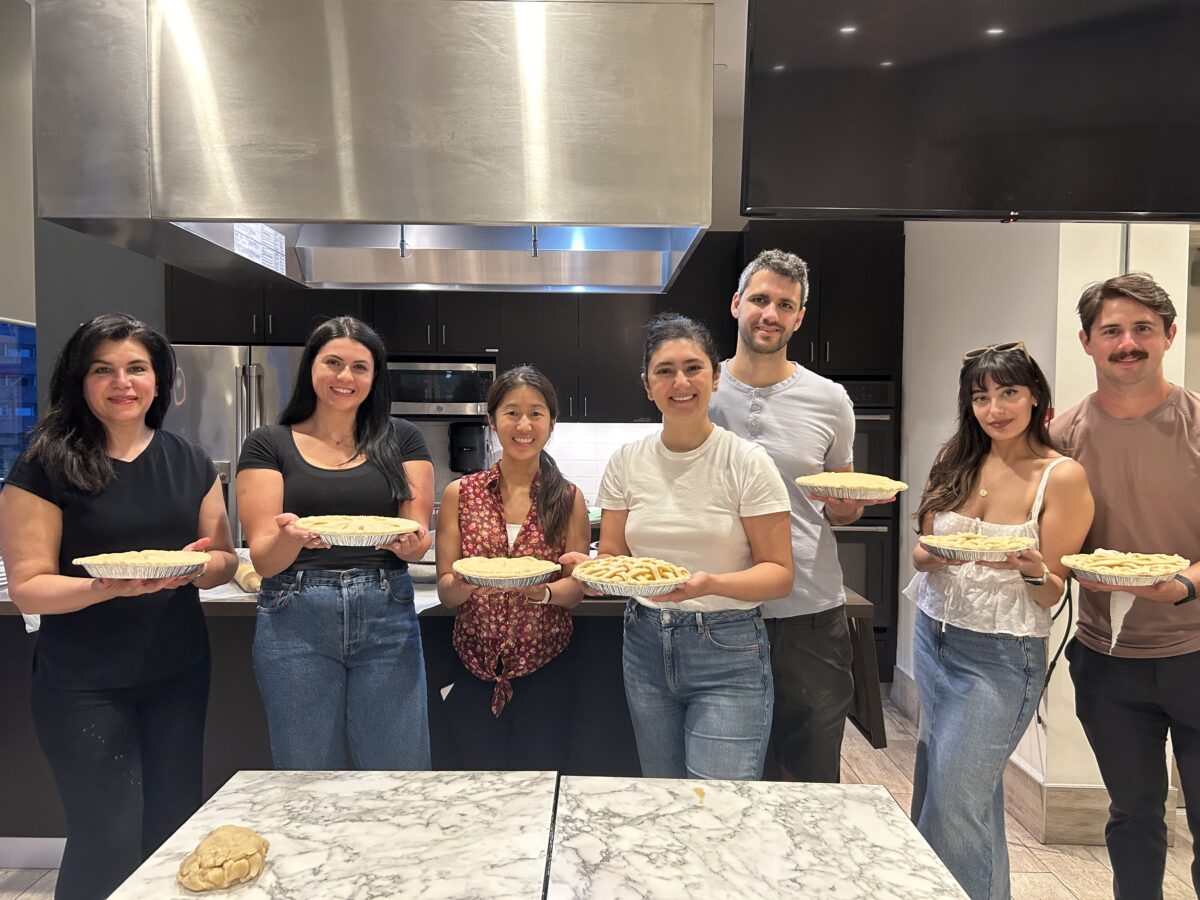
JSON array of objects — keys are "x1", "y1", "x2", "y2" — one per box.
[{"x1": 436, "y1": 366, "x2": 590, "y2": 770}]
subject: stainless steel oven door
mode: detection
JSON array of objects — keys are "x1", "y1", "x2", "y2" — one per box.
[{"x1": 388, "y1": 361, "x2": 494, "y2": 416}]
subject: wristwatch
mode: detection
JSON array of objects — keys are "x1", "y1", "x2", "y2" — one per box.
[
  {"x1": 528, "y1": 585, "x2": 553, "y2": 605},
  {"x1": 1173, "y1": 574, "x2": 1198, "y2": 605},
  {"x1": 1021, "y1": 564, "x2": 1049, "y2": 587}
]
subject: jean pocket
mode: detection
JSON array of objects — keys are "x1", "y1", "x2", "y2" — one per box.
[
  {"x1": 385, "y1": 573, "x2": 415, "y2": 604},
  {"x1": 702, "y1": 619, "x2": 763, "y2": 652},
  {"x1": 257, "y1": 577, "x2": 297, "y2": 613}
]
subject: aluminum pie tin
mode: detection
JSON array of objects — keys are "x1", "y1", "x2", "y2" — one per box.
[
  {"x1": 794, "y1": 478, "x2": 908, "y2": 501},
  {"x1": 1062, "y1": 554, "x2": 1189, "y2": 588},
  {"x1": 920, "y1": 539, "x2": 1035, "y2": 564},
  {"x1": 74, "y1": 556, "x2": 208, "y2": 580},
  {"x1": 453, "y1": 563, "x2": 561, "y2": 589},
  {"x1": 572, "y1": 575, "x2": 690, "y2": 598},
  {"x1": 309, "y1": 530, "x2": 416, "y2": 547}
]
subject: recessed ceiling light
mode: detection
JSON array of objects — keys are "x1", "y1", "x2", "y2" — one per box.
[
  {"x1": 986, "y1": 27, "x2": 1005, "y2": 36},
  {"x1": 773, "y1": 64, "x2": 786, "y2": 71},
  {"x1": 880, "y1": 60, "x2": 893, "y2": 67},
  {"x1": 839, "y1": 25, "x2": 858, "y2": 34}
]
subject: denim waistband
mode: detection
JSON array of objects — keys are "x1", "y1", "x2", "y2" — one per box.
[
  {"x1": 625, "y1": 598, "x2": 764, "y2": 628},
  {"x1": 276, "y1": 568, "x2": 406, "y2": 589}
]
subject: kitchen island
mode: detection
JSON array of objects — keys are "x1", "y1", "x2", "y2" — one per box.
[
  {"x1": 107, "y1": 770, "x2": 965, "y2": 898},
  {"x1": 108, "y1": 769, "x2": 559, "y2": 899}
]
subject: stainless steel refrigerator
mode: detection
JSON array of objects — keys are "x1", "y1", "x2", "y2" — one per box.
[{"x1": 168, "y1": 345, "x2": 305, "y2": 544}]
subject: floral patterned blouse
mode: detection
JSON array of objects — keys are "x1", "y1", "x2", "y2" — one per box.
[{"x1": 452, "y1": 463, "x2": 575, "y2": 715}]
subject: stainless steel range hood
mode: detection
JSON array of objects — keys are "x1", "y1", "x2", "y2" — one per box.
[{"x1": 34, "y1": 0, "x2": 713, "y2": 293}]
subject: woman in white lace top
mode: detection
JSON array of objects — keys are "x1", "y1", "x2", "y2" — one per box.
[{"x1": 905, "y1": 341, "x2": 1093, "y2": 900}]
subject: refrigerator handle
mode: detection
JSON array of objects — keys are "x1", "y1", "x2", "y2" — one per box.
[{"x1": 247, "y1": 363, "x2": 264, "y2": 431}]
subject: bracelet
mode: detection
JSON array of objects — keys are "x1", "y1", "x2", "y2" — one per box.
[
  {"x1": 1173, "y1": 574, "x2": 1198, "y2": 605},
  {"x1": 1021, "y1": 563, "x2": 1049, "y2": 587},
  {"x1": 528, "y1": 585, "x2": 553, "y2": 605}
]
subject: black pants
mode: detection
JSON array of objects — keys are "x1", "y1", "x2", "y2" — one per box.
[
  {"x1": 763, "y1": 608, "x2": 855, "y2": 783},
  {"x1": 1067, "y1": 638, "x2": 1200, "y2": 899},
  {"x1": 31, "y1": 657, "x2": 211, "y2": 900},
  {"x1": 441, "y1": 649, "x2": 571, "y2": 772}
]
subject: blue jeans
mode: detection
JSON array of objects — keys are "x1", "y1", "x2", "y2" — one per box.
[
  {"x1": 622, "y1": 600, "x2": 773, "y2": 780},
  {"x1": 912, "y1": 608, "x2": 1047, "y2": 900},
  {"x1": 252, "y1": 568, "x2": 430, "y2": 771}
]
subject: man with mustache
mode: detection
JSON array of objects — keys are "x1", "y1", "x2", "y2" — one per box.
[
  {"x1": 708, "y1": 249, "x2": 886, "y2": 782},
  {"x1": 1050, "y1": 272, "x2": 1200, "y2": 897}
]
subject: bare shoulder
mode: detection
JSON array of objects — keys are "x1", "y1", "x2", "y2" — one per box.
[
  {"x1": 1045, "y1": 456, "x2": 1090, "y2": 495},
  {"x1": 441, "y1": 479, "x2": 462, "y2": 503}
]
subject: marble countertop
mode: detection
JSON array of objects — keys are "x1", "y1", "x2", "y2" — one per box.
[
  {"x1": 109, "y1": 769, "x2": 559, "y2": 899},
  {"x1": 547, "y1": 777, "x2": 967, "y2": 899}
]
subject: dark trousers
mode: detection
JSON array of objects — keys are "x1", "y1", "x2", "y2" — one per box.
[
  {"x1": 440, "y1": 649, "x2": 571, "y2": 772},
  {"x1": 31, "y1": 658, "x2": 210, "y2": 900},
  {"x1": 1067, "y1": 638, "x2": 1200, "y2": 899},
  {"x1": 763, "y1": 607, "x2": 855, "y2": 783}
]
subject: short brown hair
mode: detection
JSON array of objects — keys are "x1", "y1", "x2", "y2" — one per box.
[{"x1": 1076, "y1": 272, "x2": 1176, "y2": 336}]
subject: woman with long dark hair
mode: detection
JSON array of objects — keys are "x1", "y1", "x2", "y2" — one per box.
[
  {"x1": 0, "y1": 314, "x2": 237, "y2": 900},
  {"x1": 435, "y1": 365, "x2": 589, "y2": 769},
  {"x1": 237, "y1": 316, "x2": 434, "y2": 770},
  {"x1": 906, "y1": 341, "x2": 1093, "y2": 899},
  {"x1": 564, "y1": 314, "x2": 793, "y2": 780}
]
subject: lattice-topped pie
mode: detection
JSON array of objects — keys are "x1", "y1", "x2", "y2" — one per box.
[
  {"x1": 920, "y1": 533, "x2": 1035, "y2": 562},
  {"x1": 573, "y1": 556, "x2": 691, "y2": 598},
  {"x1": 73, "y1": 550, "x2": 210, "y2": 579},
  {"x1": 1061, "y1": 549, "x2": 1190, "y2": 587},
  {"x1": 794, "y1": 472, "x2": 908, "y2": 500},
  {"x1": 294, "y1": 515, "x2": 420, "y2": 546}
]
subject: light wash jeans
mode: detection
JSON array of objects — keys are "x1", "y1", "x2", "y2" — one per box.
[
  {"x1": 622, "y1": 600, "x2": 773, "y2": 780},
  {"x1": 253, "y1": 568, "x2": 430, "y2": 771},
  {"x1": 911, "y1": 608, "x2": 1047, "y2": 900}
]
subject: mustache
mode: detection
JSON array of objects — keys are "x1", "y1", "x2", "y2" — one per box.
[{"x1": 1108, "y1": 351, "x2": 1148, "y2": 363}]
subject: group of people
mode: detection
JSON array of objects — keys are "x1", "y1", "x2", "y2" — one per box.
[{"x1": 0, "y1": 254, "x2": 1195, "y2": 900}]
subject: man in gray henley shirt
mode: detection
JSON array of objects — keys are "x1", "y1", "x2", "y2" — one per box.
[{"x1": 709, "y1": 249, "x2": 890, "y2": 781}]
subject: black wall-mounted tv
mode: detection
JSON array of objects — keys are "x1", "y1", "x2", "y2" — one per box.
[{"x1": 742, "y1": 0, "x2": 1200, "y2": 221}]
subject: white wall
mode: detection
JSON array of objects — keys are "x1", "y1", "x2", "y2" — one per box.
[
  {"x1": 0, "y1": 0, "x2": 34, "y2": 324},
  {"x1": 897, "y1": 220, "x2": 1062, "y2": 684}
]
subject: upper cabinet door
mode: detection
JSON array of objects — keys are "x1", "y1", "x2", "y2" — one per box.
[
  {"x1": 578, "y1": 294, "x2": 659, "y2": 423},
  {"x1": 262, "y1": 290, "x2": 368, "y2": 345},
  {"x1": 498, "y1": 294, "x2": 580, "y2": 420},
  {"x1": 436, "y1": 293, "x2": 500, "y2": 353},
  {"x1": 817, "y1": 224, "x2": 904, "y2": 377},
  {"x1": 373, "y1": 292, "x2": 438, "y2": 354},
  {"x1": 166, "y1": 268, "x2": 264, "y2": 344},
  {"x1": 658, "y1": 231, "x2": 741, "y2": 359}
]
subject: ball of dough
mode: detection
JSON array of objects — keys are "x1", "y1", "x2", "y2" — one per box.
[{"x1": 177, "y1": 825, "x2": 269, "y2": 892}]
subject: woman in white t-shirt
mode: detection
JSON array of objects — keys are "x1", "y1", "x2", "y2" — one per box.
[{"x1": 565, "y1": 313, "x2": 793, "y2": 780}]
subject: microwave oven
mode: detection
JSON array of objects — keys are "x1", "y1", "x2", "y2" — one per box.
[{"x1": 387, "y1": 361, "x2": 496, "y2": 417}]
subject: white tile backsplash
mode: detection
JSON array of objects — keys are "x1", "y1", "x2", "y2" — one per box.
[{"x1": 412, "y1": 420, "x2": 658, "y2": 509}]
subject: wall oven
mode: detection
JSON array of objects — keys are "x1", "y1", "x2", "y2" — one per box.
[{"x1": 387, "y1": 361, "x2": 496, "y2": 417}]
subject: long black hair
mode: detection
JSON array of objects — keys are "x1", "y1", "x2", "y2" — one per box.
[
  {"x1": 279, "y1": 316, "x2": 411, "y2": 503},
  {"x1": 26, "y1": 313, "x2": 175, "y2": 493},
  {"x1": 915, "y1": 345, "x2": 1054, "y2": 529},
  {"x1": 486, "y1": 366, "x2": 574, "y2": 548}
]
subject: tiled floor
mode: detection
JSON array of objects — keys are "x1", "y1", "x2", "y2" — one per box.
[
  {"x1": 843, "y1": 702, "x2": 1198, "y2": 900},
  {"x1": 2, "y1": 703, "x2": 1195, "y2": 899}
]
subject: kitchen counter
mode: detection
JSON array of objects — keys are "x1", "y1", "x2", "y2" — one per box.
[
  {"x1": 108, "y1": 769, "x2": 558, "y2": 899},
  {"x1": 548, "y1": 777, "x2": 967, "y2": 899},
  {"x1": 106, "y1": 770, "x2": 965, "y2": 899}
]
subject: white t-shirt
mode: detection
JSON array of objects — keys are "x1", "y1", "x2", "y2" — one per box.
[
  {"x1": 709, "y1": 363, "x2": 855, "y2": 617},
  {"x1": 596, "y1": 425, "x2": 791, "y2": 612}
]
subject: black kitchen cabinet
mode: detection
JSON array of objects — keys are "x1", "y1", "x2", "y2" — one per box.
[
  {"x1": 166, "y1": 268, "x2": 265, "y2": 344},
  {"x1": 578, "y1": 294, "x2": 658, "y2": 423},
  {"x1": 657, "y1": 231, "x2": 743, "y2": 357},
  {"x1": 373, "y1": 293, "x2": 438, "y2": 352},
  {"x1": 373, "y1": 292, "x2": 500, "y2": 354},
  {"x1": 262, "y1": 289, "x2": 368, "y2": 345},
  {"x1": 742, "y1": 221, "x2": 903, "y2": 377},
  {"x1": 498, "y1": 294, "x2": 580, "y2": 416}
]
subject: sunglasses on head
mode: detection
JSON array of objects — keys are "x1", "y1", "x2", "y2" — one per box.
[{"x1": 961, "y1": 341, "x2": 1031, "y2": 365}]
